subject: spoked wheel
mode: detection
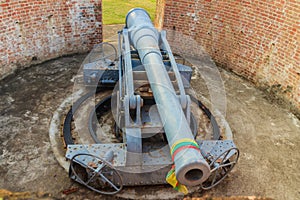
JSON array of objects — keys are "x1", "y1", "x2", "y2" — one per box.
[
  {"x1": 201, "y1": 147, "x2": 239, "y2": 190},
  {"x1": 69, "y1": 153, "x2": 123, "y2": 195}
]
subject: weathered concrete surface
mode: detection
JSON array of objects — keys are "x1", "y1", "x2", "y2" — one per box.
[
  {"x1": 0, "y1": 25, "x2": 299, "y2": 199},
  {"x1": 0, "y1": 55, "x2": 86, "y2": 199},
  {"x1": 0, "y1": 53, "x2": 299, "y2": 199}
]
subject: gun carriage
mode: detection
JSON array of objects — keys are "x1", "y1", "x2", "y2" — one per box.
[{"x1": 62, "y1": 8, "x2": 239, "y2": 195}]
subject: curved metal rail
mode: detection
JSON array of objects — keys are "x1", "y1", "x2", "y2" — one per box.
[{"x1": 63, "y1": 92, "x2": 221, "y2": 146}]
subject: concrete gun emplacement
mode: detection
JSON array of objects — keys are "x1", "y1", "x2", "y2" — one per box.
[{"x1": 65, "y1": 8, "x2": 239, "y2": 195}]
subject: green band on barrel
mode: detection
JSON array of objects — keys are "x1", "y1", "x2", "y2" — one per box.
[{"x1": 170, "y1": 138, "x2": 199, "y2": 154}]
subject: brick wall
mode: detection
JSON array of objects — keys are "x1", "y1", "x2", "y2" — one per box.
[
  {"x1": 157, "y1": 0, "x2": 300, "y2": 110},
  {"x1": 0, "y1": 0, "x2": 102, "y2": 79}
]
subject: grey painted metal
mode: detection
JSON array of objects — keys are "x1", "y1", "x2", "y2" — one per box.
[
  {"x1": 185, "y1": 95, "x2": 191, "y2": 125},
  {"x1": 66, "y1": 140, "x2": 236, "y2": 187},
  {"x1": 123, "y1": 94, "x2": 142, "y2": 165},
  {"x1": 125, "y1": 128, "x2": 142, "y2": 166},
  {"x1": 118, "y1": 31, "x2": 123, "y2": 98},
  {"x1": 197, "y1": 140, "x2": 237, "y2": 160},
  {"x1": 123, "y1": 29, "x2": 135, "y2": 101},
  {"x1": 160, "y1": 30, "x2": 187, "y2": 108},
  {"x1": 66, "y1": 143, "x2": 172, "y2": 169},
  {"x1": 160, "y1": 30, "x2": 192, "y2": 124},
  {"x1": 125, "y1": 8, "x2": 210, "y2": 186},
  {"x1": 67, "y1": 143, "x2": 172, "y2": 186}
]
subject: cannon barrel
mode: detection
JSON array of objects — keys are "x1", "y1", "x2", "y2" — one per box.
[{"x1": 125, "y1": 8, "x2": 210, "y2": 186}]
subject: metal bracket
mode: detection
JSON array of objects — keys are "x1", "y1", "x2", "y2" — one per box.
[
  {"x1": 197, "y1": 140, "x2": 237, "y2": 160},
  {"x1": 196, "y1": 140, "x2": 239, "y2": 190}
]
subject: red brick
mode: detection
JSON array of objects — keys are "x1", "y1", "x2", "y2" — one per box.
[
  {"x1": 157, "y1": 0, "x2": 300, "y2": 110},
  {"x1": 0, "y1": 0, "x2": 102, "y2": 80}
]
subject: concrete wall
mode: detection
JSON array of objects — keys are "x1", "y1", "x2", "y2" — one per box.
[
  {"x1": 156, "y1": 0, "x2": 300, "y2": 110},
  {"x1": 0, "y1": 0, "x2": 102, "y2": 79}
]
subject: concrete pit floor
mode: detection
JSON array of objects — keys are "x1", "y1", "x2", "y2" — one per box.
[{"x1": 1, "y1": 26, "x2": 300, "y2": 200}]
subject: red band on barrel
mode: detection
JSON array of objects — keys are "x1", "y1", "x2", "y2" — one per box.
[{"x1": 171, "y1": 145, "x2": 200, "y2": 161}]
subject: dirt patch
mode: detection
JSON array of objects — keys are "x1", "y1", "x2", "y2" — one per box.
[{"x1": 259, "y1": 84, "x2": 300, "y2": 119}]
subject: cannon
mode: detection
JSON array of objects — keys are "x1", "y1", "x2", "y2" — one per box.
[{"x1": 63, "y1": 8, "x2": 239, "y2": 195}]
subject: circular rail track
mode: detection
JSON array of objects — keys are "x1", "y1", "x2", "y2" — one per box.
[{"x1": 50, "y1": 88, "x2": 235, "y2": 198}]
